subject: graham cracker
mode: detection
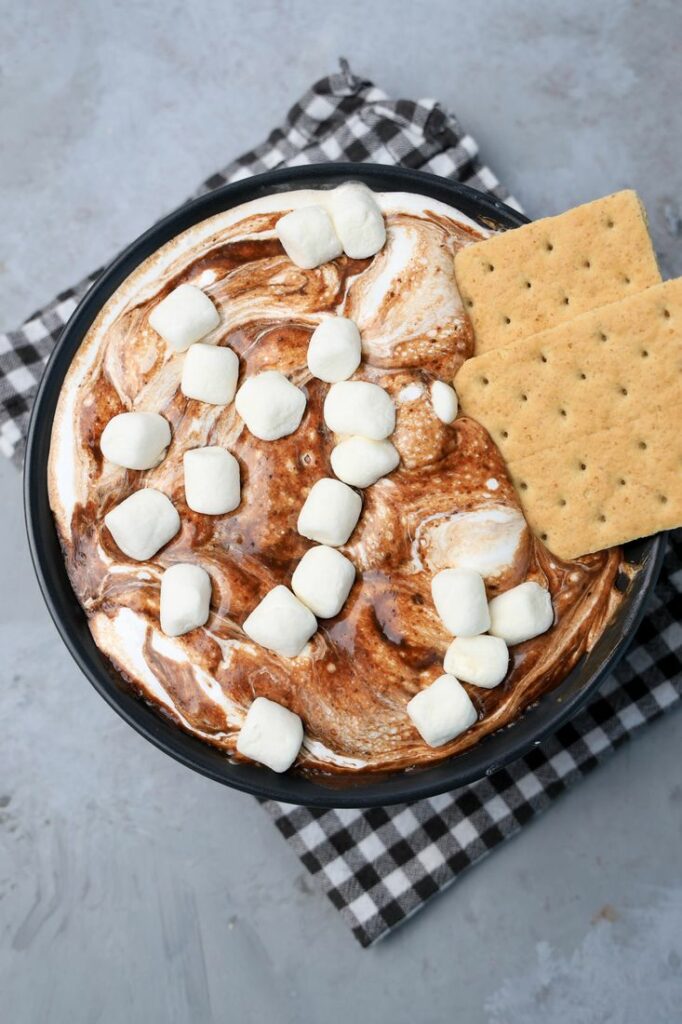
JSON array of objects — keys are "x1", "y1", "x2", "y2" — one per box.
[
  {"x1": 455, "y1": 278, "x2": 682, "y2": 463},
  {"x1": 454, "y1": 278, "x2": 682, "y2": 560},
  {"x1": 506, "y1": 411, "x2": 681, "y2": 559},
  {"x1": 454, "y1": 190, "x2": 661, "y2": 354}
]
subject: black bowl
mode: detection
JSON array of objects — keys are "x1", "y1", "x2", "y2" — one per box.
[{"x1": 24, "y1": 163, "x2": 665, "y2": 807}]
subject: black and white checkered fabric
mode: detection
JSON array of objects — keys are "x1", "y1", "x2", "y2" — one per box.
[{"x1": 3, "y1": 62, "x2": 680, "y2": 947}]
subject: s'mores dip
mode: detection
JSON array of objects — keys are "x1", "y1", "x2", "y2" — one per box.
[{"x1": 49, "y1": 182, "x2": 654, "y2": 780}]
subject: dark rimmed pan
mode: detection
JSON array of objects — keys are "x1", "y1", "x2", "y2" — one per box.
[{"x1": 24, "y1": 163, "x2": 665, "y2": 807}]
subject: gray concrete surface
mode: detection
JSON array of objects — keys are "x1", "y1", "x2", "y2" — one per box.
[{"x1": 1, "y1": 1, "x2": 681, "y2": 1021}]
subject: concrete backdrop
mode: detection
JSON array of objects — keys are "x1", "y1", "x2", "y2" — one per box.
[{"x1": 1, "y1": 2, "x2": 681, "y2": 1021}]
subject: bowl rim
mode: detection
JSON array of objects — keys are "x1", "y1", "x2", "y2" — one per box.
[{"x1": 24, "y1": 162, "x2": 666, "y2": 808}]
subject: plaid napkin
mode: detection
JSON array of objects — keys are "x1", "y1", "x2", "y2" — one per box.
[{"x1": 4, "y1": 62, "x2": 681, "y2": 947}]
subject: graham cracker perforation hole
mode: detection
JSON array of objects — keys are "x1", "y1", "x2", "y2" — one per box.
[
  {"x1": 659, "y1": 495, "x2": 668, "y2": 504},
  {"x1": 638, "y1": 440, "x2": 648, "y2": 450},
  {"x1": 606, "y1": 218, "x2": 615, "y2": 228},
  {"x1": 521, "y1": 393, "x2": 528, "y2": 401},
  {"x1": 486, "y1": 263, "x2": 495, "y2": 272},
  {"x1": 641, "y1": 349, "x2": 649, "y2": 358},
  {"x1": 545, "y1": 241, "x2": 554, "y2": 252},
  {"x1": 598, "y1": 514, "x2": 607, "y2": 523},
  {"x1": 500, "y1": 429, "x2": 509, "y2": 439},
  {"x1": 559, "y1": 408, "x2": 567, "y2": 417},
  {"x1": 503, "y1": 316, "x2": 511, "y2": 325},
  {"x1": 480, "y1": 376, "x2": 489, "y2": 386},
  {"x1": 579, "y1": 461, "x2": 587, "y2": 471},
  {"x1": 583, "y1": 260, "x2": 591, "y2": 269},
  {"x1": 623, "y1": 275, "x2": 631, "y2": 284},
  {"x1": 663, "y1": 308, "x2": 671, "y2": 319},
  {"x1": 578, "y1": 371, "x2": 587, "y2": 380},
  {"x1": 525, "y1": 281, "x2": 532, "y2": 289},
  {"x1": 559, "y1": 498, "x2": 567, "y2": 507},
  {"x1": 540, "y1": 353, "x2": 548, "y2": 363},
  {"x1": 620, "y1": 387, "x2": 628, "y2": 396},
  {"x1": 540, "y1": 532, "x2": 548, "y2": 541},
  {"x1": 618, "y1": 478, "x2": 626, "y2": 486},
  {"x1": 519, "y1": 481, "x2": 528, "y2": 491},
  {"x1": 599, "y1": 331, "x2": 608, "y2": 342}
]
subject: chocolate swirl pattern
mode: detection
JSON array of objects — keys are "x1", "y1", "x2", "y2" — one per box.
[{"x1": 48, "y1": 190, "x2": 624, "y2": 778}]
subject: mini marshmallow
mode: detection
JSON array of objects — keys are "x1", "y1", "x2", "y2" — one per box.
[
  {"x1": 100, "y1": 412, "x2": 171, "y2": 470},
  {"x1": 235, "y1": 370, "x2": 306, "y2": 441},
  {"x1": 104, "y1": 488, "x2": 180, "y2": 561},
  {"x1": 160, "y1": 563, "x2": 211, "y2": 637},
  {"x1": 181, "y1": 343, "x2": 239, "y2": 405},
  {"x1": 407, "y1": 673, "x2": 477, "y2": 748},
  {"x1": 148, "y1": 284, "x2": 220, "y2": 352},
  {"x1": 183, "y1": 446, "x2": 240, "y2": 515},
  {"x1": 443, "y1": 635, "x2": 509, "y2": 689},
  {"x1": 431, "y1": 567, "x2": 490, "y2": 637},
  {"x1": 489, "y1": 581, "x2": 554, "y2": 645},
  {"x1": 307, "y1": 316, "x2": 362, "y2": 383},
  {"x1": 292, "y1": 545, "x2": 356, "y2": 619},
  {"x1": 297, "y1": 478, "x2": 362, "y2": 547},
  {"x1": 328, "y1": 183, "x2": 386, "y2": 259},
  {"x1": 243, "y1": 585, "x2": 317, "y2": 658},
  {"x1": 236, "y1": 696, "x2": 304, "y2": 773},
  {"x1": 323, "y1": 381, "x2": 395, "y2": 440},
  {"x1": 330, "y1": 436, "x2": 400, "y2": 488},
  {"x1": 430, "y1": 380, "x2": 458, "y2": 424},
  {"x1": 276, "y1": 206, "x2": 343, "y2": 269}
]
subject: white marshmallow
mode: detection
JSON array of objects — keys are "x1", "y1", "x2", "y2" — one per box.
[
  {"x1": 236, "y1": 696, "x2": 304, "y2": 773},
  {"x1": 292, "y1": 545, "x2": 356, "y2": 619},
  {"x1": 307, "y1": 316, "x2": 362, "y2": 383},
  {"x1": 181, "y1": 343, "x2": 239, "y2": 405},
  {"x1": 323, "y1": 381, "x2": 395, "y2": 440},
  {"x1": 443, "y1": 635, "x2": 509, "y2": 689},
  {"x1": 430, "y1": 380, "x2": 458, "y2": 424},
  {"x1": 104, "y1": 489, "x2": 180, "y2": 561},
  {"x1": 431, "y1": 567, "x2": 490, "y2": 636},
  {"x1": 243, "y1": 585, "x2": 317, "y2": 658},
  {"x1": 100, "y1": 412, "x2": 171, "y2": 470},
  {"x1": 148, "y1": 284, "x2": 220, "y2": 352},
  {"x1": 330, "y1": 436, "x2": 400, "y2": 488},
  {"x1": 328, "y1": 183, "x2": 386, "y2": 259},
  {"x1": 183, "y1": 447, "x2": 240, "y2": 515},
  {"x1": 407, "y1": 673, "x2": 477, "y2": 747},
  {"x1": 160, "y1": 563, "x2": 211, "y2": 637},
  {"x1": 489, "y1": 581, "x2": 554, "y2": 645},
  {"x1": 297, "y1": 478, "x2": 362, "y2": 547},
  {"x1": 235, "y1": 371, "x2": 306, "y2": 441},
  {"x1": 276, "y1": 206, "x2": 343, "y2": 269}
]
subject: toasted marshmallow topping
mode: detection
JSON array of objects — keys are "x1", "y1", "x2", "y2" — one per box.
[
  {"x1": 328, "y1": 182, "x2": 386, "y2": 259},
  {"x1": 430, "y1": 380, "x2": 458, "y2": 424},
  {"x1": 489, "y1": 581, "x2": 554, "y2": 645},
  {"x1": 276, "y1": 206, "x2": 343, "y2": 269},
  {"x1": 243, "y1": 585, "x2": 317, "y2": 658},
  {"x1": 324, "y1": 380, "x2": 396, "y2": 440},
  {"x1": 100, "y1": 412, "x2": 171, "y2": 470},
  {"x1": 183, "y1": 446, "x2": 240, "y2": 515},
  {"x1": 181, "y1": 343, "x2": 239, "y2": 405},
  {"x1": 407, "y1": 674, "x2": 477, "y2": 747},
  {"x1": 330, "y1": 436, "x2": 400, "y2": 488},
  {"x1": 431, "y1": 568, "x2": 490, "y2": 637},
  {"x1": 292, "y1": 545, "x2": 356, "y2": 619},
  {"x1": 104, "y1": 489, "x2": 180, "y2": 561},
  {"x1": 149, "y1": 284, "x2": 220, "y2": 352},
  {"x1": 306, "y1": 316, "x2": 362, "y2": 383},
  {"x1": 297, "y1": 478, "x2": 362, "y2": 547},
  {"x1": 444, "y1": 635, "x2": 509, "y2": 689},
  {"x1": 160, "y1": 563, "x2": 211, "y2": 637},
  {"x1": 235, "y1": 371, "x2": 306, "y2": 441},
  {"x1": 237, "y1": 696, "x2": 304, "y2": 773}
]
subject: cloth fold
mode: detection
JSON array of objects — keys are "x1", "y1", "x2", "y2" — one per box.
[{"x1": 3, "y1": 62, "x2": 680, "y2": 947}]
